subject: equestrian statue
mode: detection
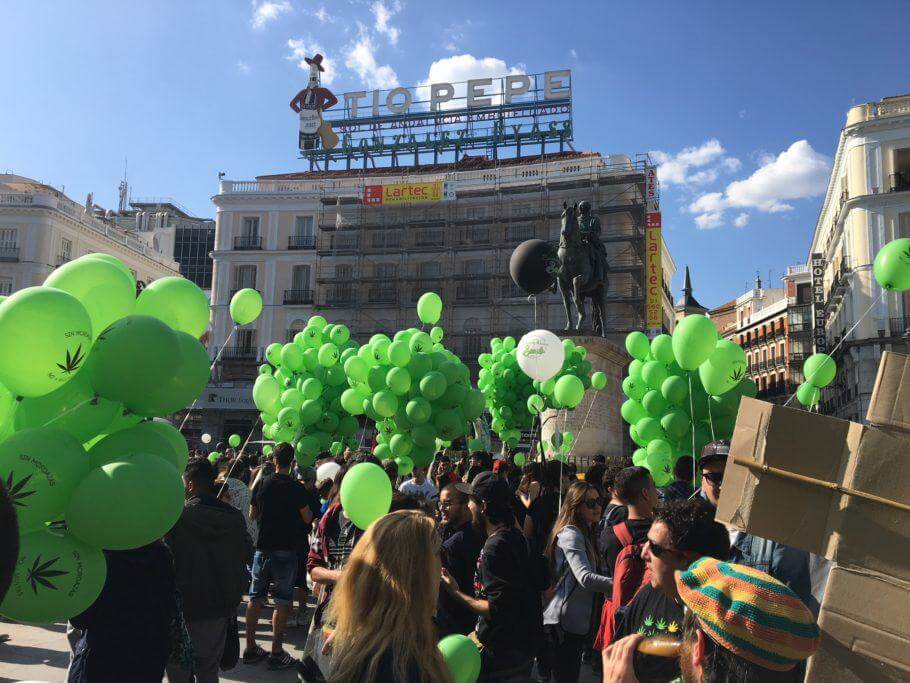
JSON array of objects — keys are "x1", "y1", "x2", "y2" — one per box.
[{"x1": 556, "y1": 201, "x2": 609, "y2": 336}]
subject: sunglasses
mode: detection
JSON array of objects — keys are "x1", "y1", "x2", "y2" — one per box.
[
  {"x1": 581, "y1": 497, "x2": 602, "y2": 510},
  {"x1": 647, "y1": 538, "x2": 683, "y2": 559},
  {"x1": 702, "y1": 471, "x2": 724, "y2": 485}
]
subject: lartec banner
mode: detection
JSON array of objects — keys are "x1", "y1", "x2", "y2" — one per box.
[
  {"x1": 363, "y1": 181, "x2": 454, "y2": 205},
  {"x1": 646, "y1": 212, "x2": 663, "y2": 330}
]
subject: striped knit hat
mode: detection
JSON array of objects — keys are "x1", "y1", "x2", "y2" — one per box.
[{"x1": 675, "y1": 557, "x2": 820, "y2": 672}]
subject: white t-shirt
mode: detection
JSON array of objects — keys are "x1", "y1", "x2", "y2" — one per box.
[{"x1": 398, "y1": 478, "x2": 438, "y2": 501}]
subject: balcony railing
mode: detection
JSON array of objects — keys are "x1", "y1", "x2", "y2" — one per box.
[
  {"x1": 234, "y1": 235, "x2": 262, "y2": 250},
  {"x1": 56, "y1": 254, "x2": 71, "y2": 266},
  {"x1": 890, "y1": 171, "x2": 910, "y2": 193},
  {"x1": 221, "y1": 346, "x2": 259, "y2": 361},
  {"x1": 367, "y1": 289, "x2": 397, "y2": 304},
  {"x1": 456, "y1": 283, "x2": 489, "y2": 301},
  {"x1": 890, "y1": 316, "x2": 910, "y2": 337},
  {"x1": 288, "y1": 235, "x2": 316, "y2": 249},
  {"x1": 0, "y1": 246, "x2": 19, "y2": 262},
  {"x1": 283, "y1": 289, "x2": 314, "y2": 305}
]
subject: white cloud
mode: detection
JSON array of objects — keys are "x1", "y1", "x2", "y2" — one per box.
[
  {"x1": 312, "y1": 6, "x2": 334, "y2": 23},
  {"x1": 287, "y1": 38, "x2": 336, "y2": 85},
  {"x1": 738, "y1": 109, "x2": 747, "y2": 119},
  {"x1": 650, "y1": 139, "x2": 740, "y2": 189},
  {"x1": 236, "y1": 60, "x2": 251, "y2": 74},
  {"x1": 251, "y1": 0, "x2": 291, "y2": 29},
  {"x1": 418, "y1": 54, "x2": 525, "y2": 110},
  {"x1": 371, "y1": 0, "x2": 401, "y2": 45},
  {"x1": 688, "y1": 140, "x2": 832, "y2": 229},
  {"x1": 345, "y1": 29, "x2": 398, "y2": 89}
]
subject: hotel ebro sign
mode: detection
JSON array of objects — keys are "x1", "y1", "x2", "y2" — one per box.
[{"x1": 292, "y1": 65, "x2": 574, "y2": 160}]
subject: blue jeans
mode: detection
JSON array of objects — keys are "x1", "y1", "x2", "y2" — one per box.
[{"x1": 249, "y1": 550, "x2": 298, "y2": 606}]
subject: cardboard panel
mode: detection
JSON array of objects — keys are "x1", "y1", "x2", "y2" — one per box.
[{"x1": 866, "y1": 351, "x2": 910, "y2": 432}]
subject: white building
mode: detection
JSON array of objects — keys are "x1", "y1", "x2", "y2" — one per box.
[
  {"x1": 807, "y1": 94, "x2": 910, "y2": 420},
  {"x1": 0, "y1": 174, "x2": 179, "y2": 296}
]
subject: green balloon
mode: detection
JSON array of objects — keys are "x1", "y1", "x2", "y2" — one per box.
[
  {"x1": 329, "y1": 324, "x2": 350, "y2": 346},
  {"x1": 0, "y1": 286, "x2": 93, "y2": 398},
  {"x1": 134, "y1": 276, "x2": 209, "y2": 338},
  {"x1": 318, "y1": 342, "x2": 340, "y2": 367},
  {"x1": 591, "y1": 371, "x2": 607, "y2": 390},
  {"x1": 434, "y1": 409, "x2": 464, "y2": 441},
  {"x1": 636, "y1": 416, "x2": 663, "y2": 442},
  {"x1": 281, "y1": 343, "x2": 304, "y2": 371},
  {"x1": 66, "y1": 452, "x2": 185, "y2": 550},
  {"x1": 45, "y1": 258, "x2": 136, "y2": 340},
  {"x1": 554, "y1": 375, "x2": 585, "y2": 408},
  {"x1": 344, "y1": 356, "x2": 369, "y2": 382},
  {"x1": 87, "y1": 315, "x2": 179, "y2": 412},
  {"x1": 646, "y1": 439, "x2": 673, "y2": 481},
  {"x1": 282, "y1": 388, "x2": 304, "y2": 410},
  {"x1": 672, "y1": 315, "x2": 719, "y2": 371},
  {"x1": 411, "y1": 423, "x2": 436, "y2": 449},
  {"x1": 796, "y1": 382, "x2": 820, "y2": 406},
  {"x1": 394, "y1": 455, "x2": 414, "y2": 476},
  {"x1": 386, "y1": 367, "x2": 412, "y2": 395},
  {"x1": 438, "y1": 633, "x2": 481, "y2": 683},
  {"x1": 0, "y1": 427, "x2": 88, "y2": 533},
  {"x1": 136, "y1": 331, "x2": 211, "y2": 417},
  {"x1": 15, "y1": 367, "x2": 121, "y2": 443},
  {"x1": 265, "y1": 343, "x2": 282, "y2": 366},
  {"x1": 661, "y1": 375, "x2": 689, "y2": 407},
  {"x1": 416, "y1": 292, "x2": 443, "y2": 324},
  {"x1": 0, "y1": 529, "x2": 106, "y2": 624},
  {"x1": 632, "y1": 447, "x2": 648, "y2": 466},
  {"x1": 372, "y1": 390, "x2": 399, "y2": 418},
  {"x1": 88, "y1": 423, "x2": 182, "y2": 470},
  {"x1": 341, "y1": 388, "x2": 365, "y2": 415},
  {"x1": 229, "y1": 288, "x2": 262, "y2": 326},
  {"x1": 409, "y1": 331, "x2": 434, "y2": 354},
  {"x1": 462, "y1": 389, "x2": 485, "y2": 420},
  {"x1": 641, "y1": 390, "x2": 667, "y2": 417},
  {"x1": 82, "y1": 253, "x2": 135, "y2": 288},
  {"x1": 620, "y1": 399, "x2": 647, "y2": 425},
  {"x1": 739, "y1": 378, "x2": 758, "y2": 399},
  {"x1": 628, "y1": 359, "x2": 644, "y2": 381},
  {"x1": 873, "y1": 237, "x2": 910, "y2": 292},
  {"x1": 661, "y1": 409, "x2": 691, "y2": 440},
  {"x1": 301, "y1": 378, "x2": 324, "y2": 400},
  {"x1": 698, "y1": 339, "x2": 748, "y2": 396},
  {"x1": 420, "y1": 371, "x2": 447, "y2": 401},
  {"x1": 641, "y1": 361, "x2": 668, "y2": 390},
  {"x1": 430, "y1": 326, "x2": 444, "y2": 342},
  {"x1": 300, "y1": 399, "x2": 322, "y2": 425},
  {"x1": 339, "y1": 462, "x2": 392, "y2": 530},
  {"x1": 650, "y1": 334, "x2": 675, "y2": 365},
  {"x1": 625, "y1": 331, "x2": 651, "y2": 361},
  {"x1": 277, "y1": 406, "x2": 301, "y2": 431},
  {"x1": 387, "y1": 340, "x2": 411, "y2": 367},
  {"x1": 134, "y1": 421, "x2": 190, "y2": 470},
  {"x1": 803, "y1": 353, "x2": 836, "y2": 388},
  {"x1": 253, "y1": 374, "x2": 282, "y2": 414},
  {"x1": 527, "y1": 394, "x2": 545, "y2": 413},
  {"x1": 406, "y1": 397, "x2": 432, "y2": 424},
  {"x1": 621, "y1": 376, "x2": 647, "y2": 401},
  {"x1": 390, "y1": 433, "x2": 414, "y2": 458}
]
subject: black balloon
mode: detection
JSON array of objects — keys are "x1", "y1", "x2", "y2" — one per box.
[{"x1": 510, "y1": 239, "x2": 558, "y2": 295}]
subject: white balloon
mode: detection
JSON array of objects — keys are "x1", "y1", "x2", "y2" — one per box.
[
  {"x1": 516, "y1": 329, "x2": 565, "y2": 382},
  {"x1": 201, "y1": 433, "x2": 212, "y2": 444},
  {"x1": 316, "y1": 461, "x2": 341, "y2": 486}
]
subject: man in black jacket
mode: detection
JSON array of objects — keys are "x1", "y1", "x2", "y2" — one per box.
[{"x1": 165, "y1": 457, "x2": 253, "y2": 683}]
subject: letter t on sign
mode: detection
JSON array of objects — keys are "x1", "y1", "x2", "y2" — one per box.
[
  {"x1": 344, "y1": 91, "x2": 366, "y2": 118},
  {"x1": 430, "y1": 83, "x2": 455, "y2": 111}
]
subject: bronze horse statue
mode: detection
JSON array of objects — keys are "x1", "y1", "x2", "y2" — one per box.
[{"x1": 557, "y1": 202, "x2": 608, "y2": 336}]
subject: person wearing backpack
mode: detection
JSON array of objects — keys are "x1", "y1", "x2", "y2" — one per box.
[
  {"x1": 441, "y1": 471, "x2": 545, "y2": 681},
  {"x1": 542, "y1": 481, "x2": 613, "y2": 683}
]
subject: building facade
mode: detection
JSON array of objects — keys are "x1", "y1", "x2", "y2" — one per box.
[
  {"x1": 202, "y1": 151, "x2": 677, "y2": 441},
  {"x1": 0, "y1": 174, "x2": 179, "y2": 297},
  {"x1": 807, "y1": 94, "x2": 910, "y2": 421}
]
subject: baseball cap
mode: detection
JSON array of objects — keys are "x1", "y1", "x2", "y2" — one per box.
[
  {"x1": 700, "y1": 440, "x2": 730, "y2": 465},
  {"x1": 676, "y1": 557, "x2": 820, "y2": 671},
  {"x1": 455, "y1": 471, "x2": 512, "y2": 506}
]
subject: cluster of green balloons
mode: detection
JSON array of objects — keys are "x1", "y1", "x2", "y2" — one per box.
[
  {"x1": 795, "y1": 352, "x2": 837, "y2": 407},
  {"x1": 621, "y1": 319, "x2": 757, "y2": 486},
  {"x1": 0, "y1": 253, "x2": 225, "y2": 625},
  {"x1": 477, "y1": 336, "x2": 606, "y2": 458},
  {"x1": 253, "y1": 314, "x2": 362, "y2": 467}
]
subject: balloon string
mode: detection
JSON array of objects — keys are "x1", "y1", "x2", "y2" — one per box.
[
  {"x1": 782, "y1": 290, "x2": 884, "y2": 407},
  {"x1": 35, "y1": 396, "x2": 96, "y2": 430},
  {"x1": 216, "y1": 413, "x2": 263, "y2": 499},
  {"x1": 179, "y1": 325, "x2": 239, "y2": 431},
  {"x1": 706, "y1": 392, "x2": 716, "y2": 442},
  {"x1": 565, "y1": 389, "x2": 598, "y2": 461},
  {"x1": 688, "y1": 373, "x2": 697, "y2": 489}
]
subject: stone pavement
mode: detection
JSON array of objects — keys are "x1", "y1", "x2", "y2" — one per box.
[{"x1": 0, "y1": 603, "x2": 602, "y2": 682}]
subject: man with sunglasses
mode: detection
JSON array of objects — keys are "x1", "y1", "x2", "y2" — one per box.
[{"x1": 610, "y1": 499, "x2": 730, "y2": 682}]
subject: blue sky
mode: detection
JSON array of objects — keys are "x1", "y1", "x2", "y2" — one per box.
[{"x1": 2, "y1": 0, "x2": 908, "y2": 307}]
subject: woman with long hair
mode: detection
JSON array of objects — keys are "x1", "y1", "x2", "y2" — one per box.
[
  {"x1": 325, "y1": 510, "x2": 453, "y2": 683},
  {"x1": 542, "y1": 480, "x2": 613, "y2": 683}
]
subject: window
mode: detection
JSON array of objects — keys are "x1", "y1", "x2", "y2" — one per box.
[
  {"x1": 242, "y1": 217, "x2": 260, "y2": 237},
  {"x1": 375, "y1": 263, "x2": 397, "y2": 279},
  {"x1": 59, "y1": 237, "x2": 72, "y2": 264},
  {"x1": 462, "y1": 259, "x2": 485, "y2": 275},
  {"x1": 464, "y1": 318, "x2": 481, "y2": 358},
  {"x1": 507, "y1": 223, "x2": 535, "y2": 242},
  {"x1": 287, "y1": 319, "x2": 306, "y2": 342},
  {"x1": 418, "y1": 261, "x2": 441, "y2": 278},
  {"x1": 512, "y1": 203, "x2": 534, "y2": 217},
  {"x1": 291, "y1": 265, "x2": 310, "y2": 291},
  {"x1": 465, "y1": 206, "x2": 488, "y2": 220},
  {"x1": 294, "y1": 216, "x2": 314, "y2": 238},
  {"x1": 236, "y1": 329, "x2": 256, "y2": 352},
  {"x1": 0, "y1": 228, "x2": 17, "y2": 260},
  {"x1": 234, "y1": 265, "x2": 257, "y2": 290},
  {"x1": 0, "y1": 277, "x2": 12, "y2": 295}
]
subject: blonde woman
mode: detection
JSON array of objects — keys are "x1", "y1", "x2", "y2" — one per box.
[{"x1": 325, "y1": 510, "x2": 453, "y2": 683}]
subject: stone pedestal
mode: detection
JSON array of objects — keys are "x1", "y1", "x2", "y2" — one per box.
[{"x1": 540, "y1": 335, "x2": 628, "y2": 467}]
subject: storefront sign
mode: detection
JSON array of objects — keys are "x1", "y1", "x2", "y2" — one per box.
[
  {"x1": 645, "y1": 166, "x2": 659, "y2": 212},
  {"x1": 198, "y1": 385, "x2": 256, "y2": 411},
  {"x1": 363, "y1": 180, "x2": 455, "y2": 205},
  {"x1": 646, "y1": 212, "x2": 663, "y2": 332},
  {"x1": 811, "y1": 253, "x2": 827, "y2": 353}
]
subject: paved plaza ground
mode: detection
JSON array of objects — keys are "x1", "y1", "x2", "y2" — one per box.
[{"x1": 0, "y1": 601, "x2": 602, "y2": 682}]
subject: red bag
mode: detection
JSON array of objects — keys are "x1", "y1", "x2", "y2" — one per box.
[{"x1": 594, "y1": 521, "x2": 649, "y2": 649}]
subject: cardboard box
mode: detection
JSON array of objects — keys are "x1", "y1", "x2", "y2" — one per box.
[
  {"x1": 716, "y1": 397, "x2": 910, "y2": 583},
  {"x1": 806, "y1": 566, "x2": 910, "y2": 682},
  {"x1": 867, "y1": 351, "x2": 910, "y2": 431}
]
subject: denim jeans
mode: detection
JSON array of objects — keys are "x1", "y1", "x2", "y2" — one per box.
[{"x1": 249, "y1": 550, "x2": 298, "y2": 605}]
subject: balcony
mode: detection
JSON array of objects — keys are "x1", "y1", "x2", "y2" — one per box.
[
  {"x1": 234, "y1": 235, "x2": 262, "y2": 250},
  {"x1": 283, "y1": 289, "x2": 314, "y2": 305},
  {"x1": 0, "y1": 246, "x2": 19, "y2": 262},
  {"x1": 890, "y1": 316, "x2": 910, "y2": 337},
  {"x1": 789, "y1": 352, "x2": 808, "y2": 366},
  {"x1": 288, "y1": 235, "x2": 316, "y2": 250},
  {"x1": 889, "y1": 171, "x2": 910, "y2": 193},
  {"x1": 56, "y1": 254, "x2": 71, "y2": 267},
  {"x1": 221, "y1": 346, "x2": 259, "y2": 361},
  {"x1": 367, "y1": 289, "x2": 398, "y2": 305},
  {"x1": 456, "y1": 283, "x2": 489, "y2": 302}
]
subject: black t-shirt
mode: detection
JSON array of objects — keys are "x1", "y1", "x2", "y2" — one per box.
[
  {"x1": 527, "y1": 489, "x2": 559, "y2": 553},
  {"x1": 599, "y1": 518, "x2": 652, "y2": 579},
  {"x1": 296, "y1": 487, "x2": 322, "y2": 553},
  {"x1": 474, "y1": 527, "x2": 543, "y2": 654},
  {"x1": 438, "y1": 521, "x2": 485, "y2": 636},
  {"x1": 251, "y1": 473, "x2": 309, "y2": 551},
  {"x1": 613, "y1": 583, "x2": 683, "y2": 682}
]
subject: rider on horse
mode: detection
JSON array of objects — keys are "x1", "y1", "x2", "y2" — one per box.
[{"x1": 576, "y1": 200, "x2": 608, "y2": 285}]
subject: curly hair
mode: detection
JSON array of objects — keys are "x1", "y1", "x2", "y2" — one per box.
[{"x1": 654, "y1": 498, "x2": 730, "y2": 560}]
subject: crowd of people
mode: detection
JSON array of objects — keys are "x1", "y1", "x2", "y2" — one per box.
[{"x1": 57, "y1": 438, "x2": 824, "y2": 683}]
